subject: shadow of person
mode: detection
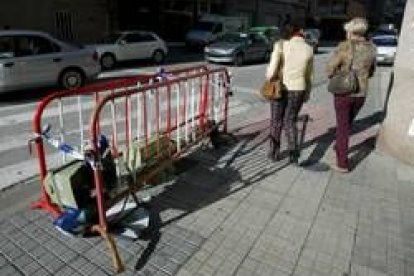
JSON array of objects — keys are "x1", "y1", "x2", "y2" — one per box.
[
  {"x1": 300, "y1": 111, "x2": 384, "y2": 170},
  {"x1": 134, "y1": 203, "x2": 162, "y2": 271},
  {"x1": 134, "y1": 120, "x2": 289, "y2": 229},
  {"x1": 348, "y1": 136, "x2": 376, "y2": 170}
]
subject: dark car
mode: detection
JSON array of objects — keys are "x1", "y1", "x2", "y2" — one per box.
[
  {"x1": 204, "y1": 32, "x2": 271, "y2": 66},
  {"x1": 249, "y1": 26, "x2": 280, "y2": 45}
]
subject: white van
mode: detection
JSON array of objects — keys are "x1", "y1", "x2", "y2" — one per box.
[{"x1": 185, "y1": 14, "x2": 249, "y2": 48}]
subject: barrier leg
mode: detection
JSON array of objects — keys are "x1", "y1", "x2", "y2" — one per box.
[
  {"x1": 30, "y1": 197, "x2": 61, "y2": 217},
  {"x1": 30, "y1": 138, "x2": 61, "y2": 217},
  {"x1": 92, "y1": 225, "x2": 125, "y2": 273}
]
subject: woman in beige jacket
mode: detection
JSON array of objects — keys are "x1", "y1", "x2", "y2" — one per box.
[{"x1": 266, "y1": 23, "x2": 313, "y2": 163}]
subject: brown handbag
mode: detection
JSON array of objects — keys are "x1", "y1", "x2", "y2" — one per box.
[
  {"x1": 328, "y1": 42, "x2": 358, "y2": 95},
  {"x1": 260, "y1": 41, "x2": 284, "y2": 100}
]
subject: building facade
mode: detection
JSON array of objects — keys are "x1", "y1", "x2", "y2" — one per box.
[
  {"x1": 3, "y1": 0, "x2": 404, "y2": 43},
  {"x1": 308, "y1": 0, "x2": 407, "y2": 39},
  {"x1": 224, "y1": 0, "x2": 308, "y2": 28},
  {"x1": 116, "y1": 0, "x2": 309, "y2": 42},
  {"x1": 0, "y1": 0, "x2": 114, "y2": 43},
  {"x1": 307, "y1": 0, "x2": 369, "y2": 39},
  {"x1": 366, "y1": 0, "x2": 407, "y2": 28},
  {"x1": 0, "y1": 0, "x2": 312, "y2": 43}
]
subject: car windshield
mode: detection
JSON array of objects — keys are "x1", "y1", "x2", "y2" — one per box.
[
  {"x1": 194, "y1": 21, "x2": 216, "y2": 31},
  {"x1": 373, "y1": 37, "x2": 397, "y2": 46},
  {"x1": 102, "y1": 33, "x2": 121, "y2": 43},
  {"x1": 218, "y1": 33, "x2": 246, "y2": 43},
  {"x1": 373, "y1": 30, "x2": 397, "y2": 36}
]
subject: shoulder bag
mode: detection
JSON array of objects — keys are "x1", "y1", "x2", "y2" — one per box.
[
  {"x1": 327, "y1": 42, "x2": 358, "y2": 95},
  {"x1": 260, "y1": 41, "x2": 284, "y2": 100}
]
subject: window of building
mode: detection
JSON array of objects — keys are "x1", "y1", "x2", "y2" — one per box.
[{"x1": 55, "y1": 11, "x2": 76, "y2": 41}]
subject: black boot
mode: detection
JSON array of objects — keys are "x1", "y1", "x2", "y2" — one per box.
[
  {"x1": 289, "y1": 150, "x2": 299, "y2": 164},
  {"x1": 268, "y1": 140, "x2": 281, "y2": 162}
]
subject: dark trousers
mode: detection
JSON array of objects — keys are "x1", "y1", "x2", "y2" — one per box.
[
  {"x1": 334, "y1": 95, "x2": 365, "y2": 168},
  {"x1": 269, "y1": 91, "x2": 304, "y2": 154}
]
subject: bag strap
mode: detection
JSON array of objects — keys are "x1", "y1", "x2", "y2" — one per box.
[
  {"x1": 348, "y1": 41, "x2": 355, "y2": 72},
  {"x1": 279, "y1": 40, "x2": 284, "y2": 65},
  {"x1": 275, "y1": 40, "x2": 284, "y2": 78}
]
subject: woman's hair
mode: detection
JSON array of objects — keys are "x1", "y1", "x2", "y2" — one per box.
[
  {"x1": 344, "y1": 17, "x2": 368, "y2": 36},
  {"x1": 281, "y1": 22, "x2": 304, "y2": 39}
]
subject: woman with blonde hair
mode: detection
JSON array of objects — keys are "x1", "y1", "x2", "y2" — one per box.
[{"x1": 327, "y1": 17, "x2": 376, "y2": 172}]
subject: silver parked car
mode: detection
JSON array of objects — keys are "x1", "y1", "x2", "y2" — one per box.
[
  {"x1": 204, "y1": 32, "x2": 271, "y2": 66},
  {"x1": 304, "y1": 29, "x2": 319, "y2": 53},
  {"x1": 94, "y1": 31, "x2": 168, "y2": 70},
  {"x1": 0, "y1": 30, "x2": 100, "y2": 93},
  {"x1": 372, "y1": 35, "x2": 398, "y2": 65}
]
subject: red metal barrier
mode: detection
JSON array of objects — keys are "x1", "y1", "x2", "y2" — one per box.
[
  {"x1": 87, "y1": 67, "x2": 230, "y2": 271},
  {"x1": 89, "y1": 67, "x2": 229, "y2": 218},
  {"x1": 30, "y1": 66, "x2": 209, "y2": 217},
  {"x1": 30, "y1": 65, "x2": 230, "y2": 273}
]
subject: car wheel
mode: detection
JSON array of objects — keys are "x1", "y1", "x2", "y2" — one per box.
[
  {"x1": 100, "y1": 53, "x2": 116, "y2": 70},
  {"x1": 152, "y1": 50, "x2": 166, "y2": 64},
  {"x1": 60, "y1": 69, "x2": 84, "y2": 89},
  {"x1": 234, "y1": 53, "x2": 244, "y2": 67},
  {"x1": 264, "y1": 50, "x2": 271, "y2": 61}
]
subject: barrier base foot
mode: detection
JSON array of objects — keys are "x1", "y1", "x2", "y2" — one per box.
[{"x1": 30, "y1": 199, "x2": 61, "y2": 217}]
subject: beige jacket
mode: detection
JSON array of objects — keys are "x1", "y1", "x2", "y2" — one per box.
[
  {"x1": 326, "y1": 39, "x2": 376, "y2": 97},
  {"x1": 266, "y1": 36, "x2": 314, "y2": 94}
]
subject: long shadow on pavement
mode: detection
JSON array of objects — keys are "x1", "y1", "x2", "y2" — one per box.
[
  {"x1": 130, "y1": 122, "x2": 291, "y2": 272},
  {"x1": 300, "y1": 111, "x2": 384, "y2": 171}
]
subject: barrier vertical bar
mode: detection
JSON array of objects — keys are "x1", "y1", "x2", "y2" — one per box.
[
  {"x1": 147, "y1": 80, "x2": 153, "y2": 141},
  {"x1": 110, "y1": 94, "x2": 118, "y2": 156},
  {"x1": 125, "y1": 96, "x2": 132, "y2": 150},
  {"x1": 176, "y1": 82, "x2": 181, "y2": 152},
  {"x1": 223, "y1": 72, "x2": 230, "y2": 133},
  {"x1": 155, "y1": 88, "x2": 160, "y2": 157},
  {"x1": 214, "y1": 73, "x2": 219, "y2": 124},
  {"x1": 198, "y1": 76, "x2": 203, "y2": 130},
  {"x1": 191, "y1": 79, "x2": 196, "y2": 141},
  {"x1": 95, "y1": 92, "x2": 101, "y2": 135},
  {"x1": 166, "y1": 84, "x2": 171, "y2": 141},
  {"x1": 77, "y1": 96, "x2": 84, "y2": 153},
  {"x1": 58, "y1": 98, "x2": 66, "y2": 162},
  {"x1": 184, "y1": 80, "x2": 189, "y2": 143},
  {"x1": 201, "y1": 74, "x2": 209, "y2": 132},
  {"x1": 142, "y1": 93, "x2": 149, "y2": 158},
  {"x1": 136, "y1": 93, "x2": 141, "y2": 140}
]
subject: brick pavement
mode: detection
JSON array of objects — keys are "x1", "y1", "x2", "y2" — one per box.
[{"x1": 1, "y1": 68, "x2": 414, "y2": 275}]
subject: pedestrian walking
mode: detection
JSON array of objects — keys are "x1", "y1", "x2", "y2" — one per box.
[
  {"x1": 265, "y1": 23, "x2": 314, "y2": 164},
  {"x1": 326, "y1": 17, "x2": 376, "y2": 172}
]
